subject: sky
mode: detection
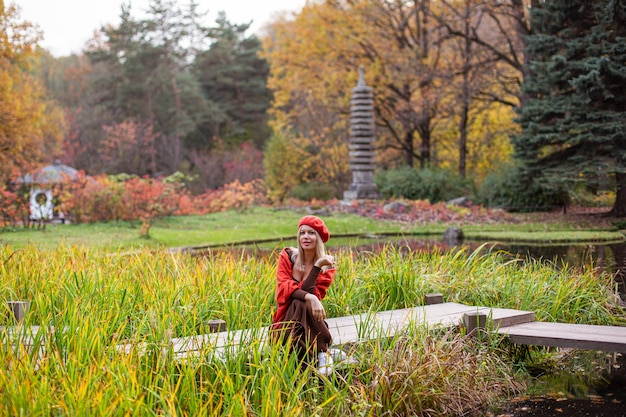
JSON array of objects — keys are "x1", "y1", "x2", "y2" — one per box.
[{"x1": 16, "y1": 0, "x2": 307, "y2": 57}]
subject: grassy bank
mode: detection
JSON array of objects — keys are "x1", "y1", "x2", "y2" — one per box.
[
  {"x1": 1, "y1": 206, "x2": 624, "y2": 251},
  {"x1": 1, "y1": 244, "x2": 623, "y2": 415}
]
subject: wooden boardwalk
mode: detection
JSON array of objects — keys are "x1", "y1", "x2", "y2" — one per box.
[
  {"x1": 163, "y1": 302, "x2": 536, "y2": 358},
  {"x1": 165, "y1": 301, "x2": 626, "y2": 358},
  {"x1": 6, "y1": 301, "x2": 626, "y2": 360}
]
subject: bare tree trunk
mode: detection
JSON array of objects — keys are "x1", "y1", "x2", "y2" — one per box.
[
  {"x1": 419, "y1": 119, "x2": 431, "y2": 169},
  {"x1": 611, "y1": 171, "x2": 626, "y2": 217},
  {"x1": 404, "y1": 131, "x2": 415, "y2": 167},
  {"x1": 458, "y1": 0, "x2": 472, "y2": 178}
]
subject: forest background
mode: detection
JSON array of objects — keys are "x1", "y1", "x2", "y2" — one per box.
[{"x1": 2, "y1": 0, "x2": 626, "y2": 231}]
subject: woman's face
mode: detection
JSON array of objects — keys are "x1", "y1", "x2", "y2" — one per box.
[{"x1": 298, "y1": 225, "x2": 318, "y2": 251}]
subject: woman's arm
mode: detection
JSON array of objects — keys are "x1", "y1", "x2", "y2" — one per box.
[{"x1": 275, "y1": 249, "x2": 299, "y2": 304}]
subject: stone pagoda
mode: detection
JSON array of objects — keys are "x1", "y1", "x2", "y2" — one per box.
[{"x1": 343, "y1": 67, "x2": 381, "y2": 201}]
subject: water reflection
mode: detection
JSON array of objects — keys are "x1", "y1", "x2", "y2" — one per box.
[
  {"x1": 500, "y1": 241, "x2": 626, "y2": 299},
  {"x1": 202, "y1": 235, "x2": 626, "y2": 299}
]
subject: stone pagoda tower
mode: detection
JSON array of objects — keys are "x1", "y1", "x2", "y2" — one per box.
[{"x1": 343, "y1": 67, "x2": 381, "y2": 201}]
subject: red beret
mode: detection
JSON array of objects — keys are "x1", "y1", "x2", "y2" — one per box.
[{"x1": 298, "y1": 215, "x2": 330, "y2": 243}]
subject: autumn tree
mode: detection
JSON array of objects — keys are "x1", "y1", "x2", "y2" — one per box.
[
  {"x1": 267, "y1": 2, "x2": 532, "y2": 197},
  {"x1": 433, "y1": 0, "x2": 535, "y2": 108},
  {"x1": 0, "y1": 2, "x2": 65, "y2": 183},
  {"x1": 263, "y1": 1, "x2": 453, "y2": 173},
  {"x1": 85, "y1": 0, "x2": 212, "y2": 174},
  {"x1": 101, "y1": 120, "x2": 158, "y2": 175},
  {"x1": 34, "y1": 50, "x2": 107, "y2": 170},
  {"x1": 432, "y1": 0, "x2": 518, "y2": 178}
]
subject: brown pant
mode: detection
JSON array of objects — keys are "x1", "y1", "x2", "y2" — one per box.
[{"x1": 270, "y1": 299, "x2": 332, "y2": 362}]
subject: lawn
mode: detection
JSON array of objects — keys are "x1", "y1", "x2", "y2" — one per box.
[{"x1": 1, "y1": 205, "x2": 624, "y2": 250}]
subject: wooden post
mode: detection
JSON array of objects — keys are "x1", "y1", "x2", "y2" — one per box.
[
  {"x1": 7, "y1": 300, "x2": 30, "y2": 323},
  {"x1": 463, "y1": 311, "x2": 487, "y2": 336},
  {"x1": 208, "y1": 319, "x2": 226, "y2": 333},
  {"x1": 424, "y1": 293, "x2": 444, "y2": 305}
]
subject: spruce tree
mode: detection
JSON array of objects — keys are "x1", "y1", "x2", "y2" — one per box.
[
  {"x1": 192, "y1": 14, "x2": 272, "y2": 150},
  {"x1": 513, "y1": 0, "x2": 626, "y2": 214}
]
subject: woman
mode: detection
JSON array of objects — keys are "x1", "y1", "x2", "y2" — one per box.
[{"x1": 271, "y1": 215, "x2": 336, "y2": 375}]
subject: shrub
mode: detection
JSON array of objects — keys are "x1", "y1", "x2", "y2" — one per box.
[
  {"x1": 62, "y1": 173, "x2": 185, "y2": 231},
  {"x1": 202, "y1": 179, "x2": 269, "y2": 213},
  {"x1": 0, "y1": 183, "x2": 28, "y2": 226},
  {"x1": 288, "y1": 182, "x2": 334, "y2": 201},
  {"x1": 60, "y1": 174, "x2": 126, "y2": 223},
  {"x1": 475, "y1": 161, "x2": 570, "y2": 212},
  {"x1": 568, "y1": 185, "x2": 614, "y2": 208},
  {"x1": 374, "y1": 166, "x2": 472, "y2": 203}
]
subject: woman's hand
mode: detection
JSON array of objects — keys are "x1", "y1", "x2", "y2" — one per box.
[
  {"x1": 305, "y1": 293, "x2": 326, "y2": 321},
  {"x1": 314, "y1": 254, "x2": 336, "y2": 269}
]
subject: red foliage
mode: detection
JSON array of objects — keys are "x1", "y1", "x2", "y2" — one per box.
[
  {"x1": 187, "y1": 141, "x2": 264, "y2": 191},
  {"x1": 58, "y1": 173, "x2": 125, "y2": 224},
  {"x1": 62, "y1": 109, "x2": 87, "y2": 168},
  {"x1": 52, "y1": 173, "x2": 268, "y2": 236},
  {"x1": 0, "y1": 182, "x2": 39, "y2": 228},
  {"x1": 183, "y1": 179, "x2": 269, "y2": 215},
  {"x1": 123, "y1": 176, "x2": 183, "y2": 236},
  {"x1": 0, "y1": 187, "x2": 20, "y2": 227},
  {"x1": 101, "y1": 120, "x2": 158, "y2": 175}
]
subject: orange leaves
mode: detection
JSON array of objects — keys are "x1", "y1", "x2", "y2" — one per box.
[
  {"x1": 262, "y1": 0, "x2": 525, "y2": 182},
  {"x1": 0, "y1": 185, "x2": 25, "y2": 227},
  {"x1": 1, "y1": 3, "x2": 65, "y2": 183},
  {"x1": 195, "y1": 179, "x2": 268, "y2": 214},
  {"x1": 57, "y1": 173, "x2": 125, "y2": 224}
]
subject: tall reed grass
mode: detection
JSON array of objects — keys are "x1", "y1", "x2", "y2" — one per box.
[{"x1": 0, "y1": 243, "x2": 622, "y2": 415}]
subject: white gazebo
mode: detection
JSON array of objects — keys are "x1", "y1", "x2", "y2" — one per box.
[{"x1": 18, "y1": 161, "x2": 79, "y2": 221}]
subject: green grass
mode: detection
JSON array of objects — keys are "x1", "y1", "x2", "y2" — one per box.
[
  {"x1": 0, "y1": 207, "x2": 426, "y2": 250},
  {"x1": 1, "y1": 242, "x2": 623, "y2": 416},
  {"x1": 1, "y1": 244, "x2": 623, "y2": 415},
  {"x1": 1, "y1": 206, "x2": 623, "y2": 250}
]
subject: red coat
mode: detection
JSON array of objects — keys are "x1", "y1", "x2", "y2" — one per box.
[{"x1": 272, "y1": 248, "x2": 335, "y2": 324}]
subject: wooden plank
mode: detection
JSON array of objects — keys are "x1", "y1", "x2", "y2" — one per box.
[
  {"x1": 497, "y1": 322, "x2": 626, "y2": 352},
  {"x1": 328, "y1": 303, "x2": 535, "y2": 344},
  {"x1": 1, "y1": 326, "x2": 67, "y2": 368},
  {"x1": 168, "y1": 303, "x2": 536, "y2": 357},
  {"x1": 490, "y1": 308, "x2": 536, "y2": 328}
]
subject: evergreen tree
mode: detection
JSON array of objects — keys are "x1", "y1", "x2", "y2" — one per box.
[
  {"x1": 191, "y1": 13, "x2": 272, "y2": 150},
  {"x1": 80, "y1": 0, "x2": 213, "y2": 175},
  {"x1": 513, "y1": 0, "x2": 626, "y2": 214}
]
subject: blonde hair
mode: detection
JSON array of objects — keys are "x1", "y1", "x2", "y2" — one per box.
[{"x1": 291, "y1": 226, "x2": 326, "y2": 271}]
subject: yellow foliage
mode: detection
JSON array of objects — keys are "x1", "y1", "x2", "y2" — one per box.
[
  {"x1": 261, "y1": 0, "x2": 523, "y2": 186},
  {"x1": 0, "y1": 3, "x2": 66, "y2": 183},
  {"x1": 435, "y1": 103, "x2": 517, "y2": 180}
]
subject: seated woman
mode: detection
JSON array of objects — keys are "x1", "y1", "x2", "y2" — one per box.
[{"x1": 271, "y1": 215, "x2": 336, "y2": 375}]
